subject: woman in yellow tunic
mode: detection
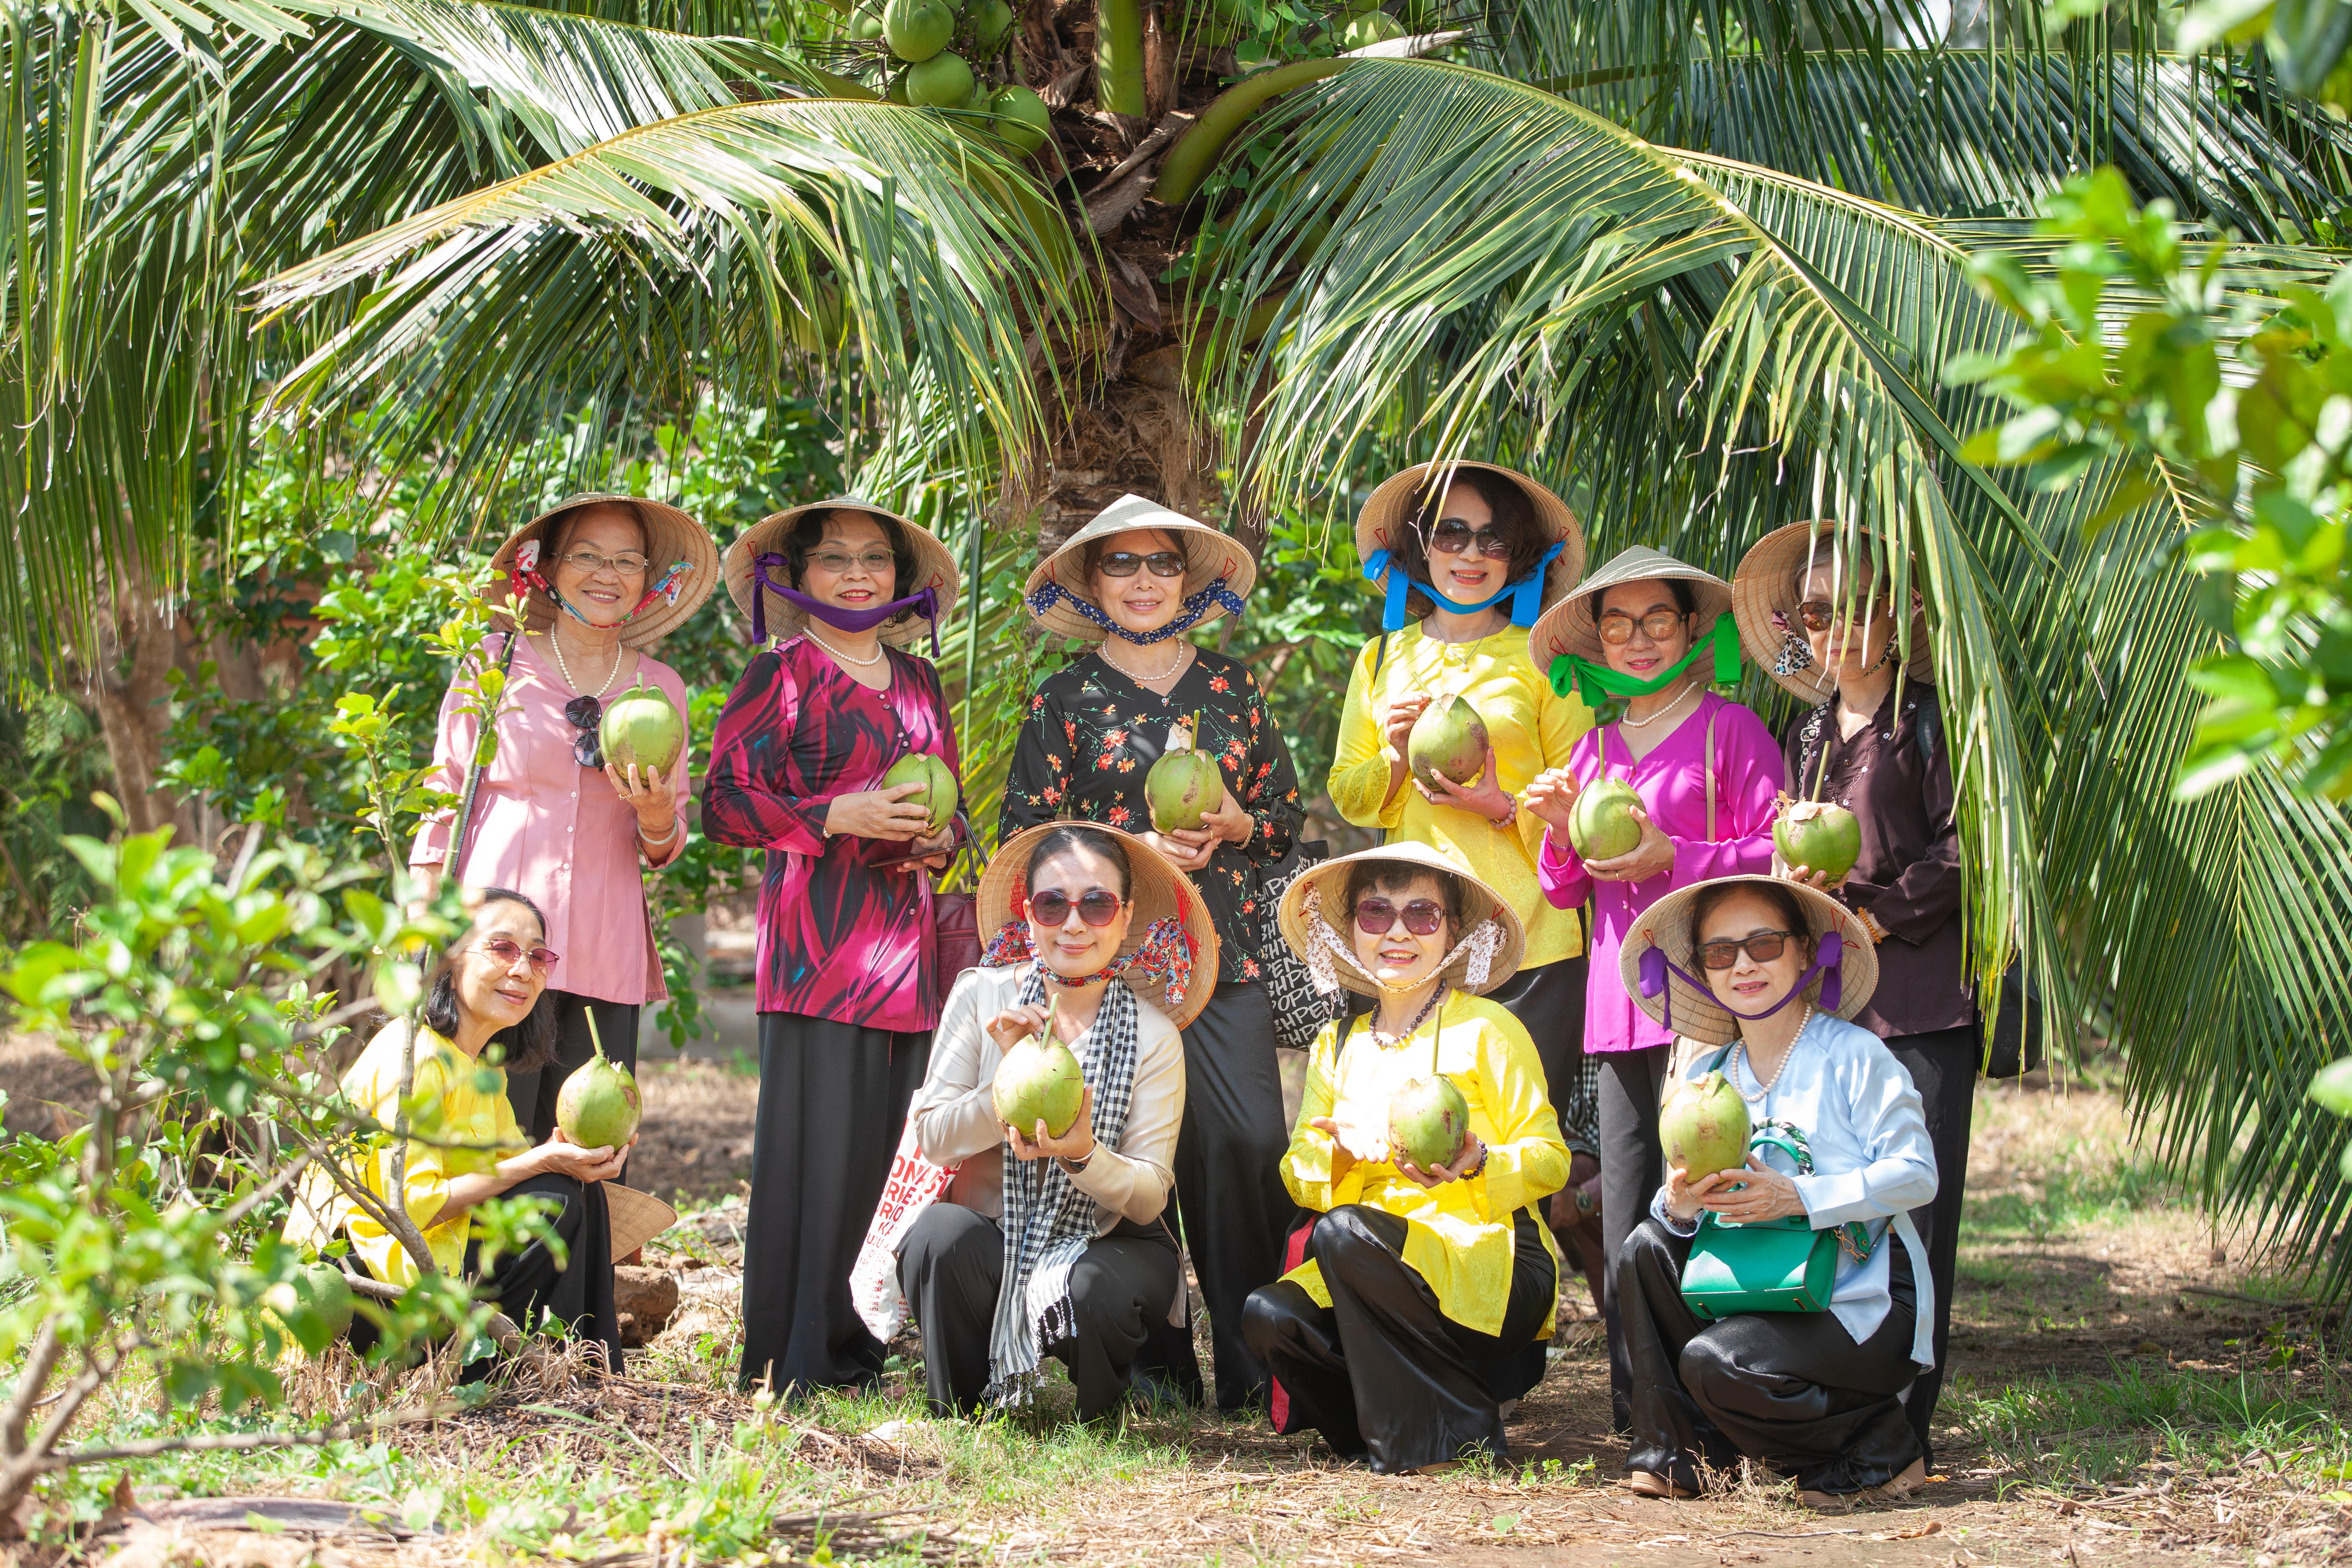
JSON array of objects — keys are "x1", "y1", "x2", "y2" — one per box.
[{"x1": 1244, "y1": 843, "x2": 1569, "y2": 1473}]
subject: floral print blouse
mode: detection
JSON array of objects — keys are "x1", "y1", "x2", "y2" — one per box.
[{"x1": 1001, "y1": 649, "x2": 1303, "y2": 987}]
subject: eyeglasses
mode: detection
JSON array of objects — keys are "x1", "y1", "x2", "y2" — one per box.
[
  {"x1": 1428, "y1": 521, "x2": 1512, "y2": 560},
  {"x1": 1695, "y1": 930, "x2": 1802, "y2": 970},
  {"x1": 1597, "y1": 609, "x2": 1689, "y2": 646},
  {"x1": 479, "y1": 936, "x2": 560, "y2": 973},
  {"x1": 564, "y1": 694, "x2": 604, "y2": 769},
  {"x1": 808, "y1": 549, "x2": 896, "y2": 575},
  {"x1": 1793, "y1": 597, "x2": 1888, "y2": 633},
  {"x1": 1028, "y1": 888, "x2": 1124, "y2": 928},
  {"x1": 557, "y1": 548, "x2": 649, "y2": 578},
  {"x1": 1096, "y1": 551, "x2": 1187, "y2": 579},
  {"x1": 1354, "y1": 897, "x2": 1446, "y2": 936}
]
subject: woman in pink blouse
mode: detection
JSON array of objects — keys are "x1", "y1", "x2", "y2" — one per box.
[
  {"x1": 411, "y1": 494, "x2": 715, "y2": 1147},
  {"x1": 1521, "y1": 546, "x2": 1784, "y2": 1433},
  {"x1": 705, "y1": 498, "x2": 963, "y2": 1397}
]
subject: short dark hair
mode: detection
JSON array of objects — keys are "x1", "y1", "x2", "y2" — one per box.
[
  {"x1": 1690, "y1": 880, "x2": 1815, "y2": 961},
  {"x1": 1340, "y1": 861, "x2": 1465, "y2": 934},
  {"x1": 1026, "y1": 825, "x2": 1133, "y2": 901},
  {"x1": 421, "y1": 887, "x2": 560, "y2": 1075},
  {"x1": 1392, "y1": 470, "x2": 1547, "y2": 620},
  {"x1": 783, "y1": 507, "x2": 922, "y2": 636}
]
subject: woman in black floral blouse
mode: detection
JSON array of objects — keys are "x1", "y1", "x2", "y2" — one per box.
[{"x1": 1003, "y1": 493, "x2": 1304, "y2": 1413}]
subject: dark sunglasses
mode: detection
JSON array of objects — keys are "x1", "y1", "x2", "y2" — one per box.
[
  {"x1": 564, "y1": 694, "x2": 604, "y2": 769},
  {"x1": 1029, "y1": 888, "x2": 1124, "y2": 928},
  {"x1": 1695, "y1": 930, "x2": 1802, "y2": 970},
  {"x1": 1096, "y1": 550, "x2": 1187, "y2": 579},
  {"x1": 480, "y1": 936, "x2": 560, "y2": 972},
  {"x1": 1354, "y1": 897, "x2": 1446, "y2": 936},
  {"x1": 1428, "y1": 520, "x2": 1512, "y2": 560},
  {"x1": 1597, "y1": 608, "x2": 1688, "y2": 646},
  {"x1": 1793, "y1": 597, "x2": 1889, "y2": 633}
]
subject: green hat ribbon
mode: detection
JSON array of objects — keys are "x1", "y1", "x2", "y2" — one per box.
[{"x1": 1547, "y1": 614, "x2": 1741, "y2": 708}]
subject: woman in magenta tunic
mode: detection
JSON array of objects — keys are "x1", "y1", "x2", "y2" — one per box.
[
  {"x1": 1522, "y1": 546, "x2": 1784, "y2": 1433},
  {"x1": 705, "y1": 498, "x2": 964, "y2": 1396}
]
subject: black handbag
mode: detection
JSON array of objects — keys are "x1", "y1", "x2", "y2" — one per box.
[
  {"x1": 1980, "y1": 961, "x2": 2046, "y2": 1079},
  {"x1": 1257, "y1": 839, "x2": 1340, "y2": 1054}
]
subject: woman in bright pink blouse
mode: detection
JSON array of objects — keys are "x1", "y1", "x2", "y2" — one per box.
[
  {"x1": 704, "y1": 498, "x2": 963, "y2": 1398},
  {"x1": 1522, "y1": 546, "x2": 1784, "y2": 1434}
]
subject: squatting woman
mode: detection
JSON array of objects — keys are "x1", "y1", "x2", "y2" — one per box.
[
  {"x1": 706, "y1": 498, "x2": 964, "y2": 1396},
  {"x1": 410, "y1": 495, "x2": 713, "y2": 1143},
  {"x1": 1733, "y1": 521, "x2": 1971, "y2": 1464},
  {"x1": 1002, "y1": 494, "x2": 1303, "y2": 1412},
  {"x1": 897, "y1": 823, "x2": 1216, "y2": 1420},
  {"x1": 1522, "y1": 547, "x2": 1784, "y2": 1429},
  {"x1": 1613, "y1": 875, "x2": 1936, "y2": 1508},
  {"x1": 1245, "y1": 842, "x2": 1569, "y2": 1473}
]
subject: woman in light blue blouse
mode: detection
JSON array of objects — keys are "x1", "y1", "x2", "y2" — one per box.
[{"x1": 1611, "y1": 874, "x2": 1936, "y2": 1510}]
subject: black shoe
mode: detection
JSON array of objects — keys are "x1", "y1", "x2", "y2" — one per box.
[{"x1": 1127, "y1": 1363, "x2": 1201, "y2": 1411}]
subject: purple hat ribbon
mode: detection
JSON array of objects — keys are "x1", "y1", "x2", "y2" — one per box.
[
  {"x1": 1638, "y1": 930, "x2": 1844, "y2": 1032},
  {"x1": 750, "y1": 552, "x2": 941, "y2": 656}
]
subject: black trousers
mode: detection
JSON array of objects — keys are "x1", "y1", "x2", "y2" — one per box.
[
  {"x1": 505, "y1": 991, "x2": 642, "y2": 1150},
  {"x1": 1245, "y1": 1206, "x2": 1556, "y2": 1474},
  {"x1": 1885, "y1": 1025, "x2": 1976, "y2": 1465},
  {"x1": 739, "y1": 1011, "x2": 930, "y2": 1395},
  {"x1": 1617, "y1": 1219, "x2": 1920, "y2": 1496},
  {"x1": 1598, "y1": 1042, "x2": 1674, "y2": 1430},
  {"x1": 895, "y1": 1203, "x2": 1181, "y2": 1422},
  {"x1": 1135, "y1": 982, "x2": 1293, "y2": 1412},
  {"x1": 346, "y1": 1173, "x2": 622, "y2": 1377}
]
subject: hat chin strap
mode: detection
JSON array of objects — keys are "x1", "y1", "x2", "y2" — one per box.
[
  {"x1": 1026, "y1": 577, "x2": 1244, "y2": 644},
  {"x1": 1636, "y1": 931, "x2": 1845, "y2": 1032},
  {"x1": 1300, "y1": 886, "x2": 1502, "y2": 996},
  {"x1": 1548, "y1": 614, "x2": 1740, "y2": 707},
  {"x1": 512, "y1": 539, "x2": 690, "y2": 633},
  {"x1": 1361, "y1": 541, "x2": 1564, "y2": 635}
]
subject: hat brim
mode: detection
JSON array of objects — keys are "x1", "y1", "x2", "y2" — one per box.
[
  {"x1": 1615, "y1": 874, "x2": 1880, "y2": 1048},
  {"x1": 724, "y1": 500, "x2": 962, "y2": 652},
  {"x1": 606, "y1": 1183, "x2": 678, "y2": 1258},
  {"x1": 1731, "y1": 521, "x2": 1936, "y2": 705},
  {"x1": 487, "y1": 495, "x2": 720, "y2": 650},
  {"x1": 1023, "y1": 497, "x2": 1257, "y2": 642},
  {"x1": 1353, "y1": 462, "x2": 1586, "y2": 620},
  {"x1": 1529, "y1": 546, "x2": 1736, "y2": 671},
  {"x1": 975, "y1": 823, "x2": 1221, "y2": 1028},
  {"x1": 1276, "y1": 841, "x2": 1527, "y2": 998}
]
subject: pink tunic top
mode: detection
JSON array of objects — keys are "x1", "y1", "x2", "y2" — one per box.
[
  {"x1": 409, "y1": 634, "x2": 689, "y2": 1007},
  {"x1": 1535, "y1": 692, "x2": 1784, "y2": 1054}
]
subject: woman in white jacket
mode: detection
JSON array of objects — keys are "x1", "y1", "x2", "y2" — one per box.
[
  {"x1": 1613, "y1": 874, "x2": 1937, "y2": 1509},
  {"x1": 897, "y1": 823, "x2": 1216, "y2": 1419}
]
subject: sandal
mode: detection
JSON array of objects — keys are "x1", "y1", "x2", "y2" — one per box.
[
  {"x1": 1623, "y1": 1471, "x2": 1697, "y2": 1500},
  {"x1": 1866, "y1": 1458, "x2": 1929, "y2": 1501}
]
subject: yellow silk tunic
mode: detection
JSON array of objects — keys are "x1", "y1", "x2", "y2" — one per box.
[
  {"x1": 1327, "y1": 624, "x2": 1594, "y2": 969},
  {"x1": 1280, "y1": 992, "x2": 1571, "y2": 1336},
  {"x1": 284, "y1": 1024, "x2": 526, "y2": 1286}
]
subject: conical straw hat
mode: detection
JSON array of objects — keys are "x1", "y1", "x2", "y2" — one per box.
[
  {"x1": 1528, "y1": 545, "x2": 1734, "y2": 669},
  {"x1": 976, "y1": 822, "x2": 1222, "y2": 1027},
  {"x1": 487, "y1": 495, "x2": 719, "y2": 650},
  {"x1": 1617, "y1": 874, "x2": 1879, "y2": 1048},
  {"x1": 724, "y1": 498, "x2": 961, "y2": 651},
  {"x1": 1023, "y1": 495, "x2": 1256, "y2": 641},
  {"x1": 1276, "y1": 840, "x2": 1526, "y2": 998},
  {"x1": 1731, "y1": 520, "x2": 1935, "y2": 705}
]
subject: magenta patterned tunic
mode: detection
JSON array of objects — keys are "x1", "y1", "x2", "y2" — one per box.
[{"x1": 703, "y1": 636, "x2": 961, "y2": 1032}]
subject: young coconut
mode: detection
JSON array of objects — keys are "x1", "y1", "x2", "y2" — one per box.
[
  {"x1": 1565, "y1": 777, "x2": 1644, "y2": 860},
  {"x1": 263, "y1": 1261, "x2": 357, "y2": 1350},
  {"x1": 1773, "y1": 795, "x2": 1862, "y2": 881},
  {"x1": 1145, "y1": 711, "x2": 1225, "y2": 832},
  {"x1": 1658, "y1": 1070, "x2": 1750, "y2": 1183},
  {"x1": 599, "y1": 676, "x2": 686, "y2": 776},
  {"x1": 992, "y1": 994, "x2": 1086, "y2": 1140},
  {"x1": 1387, "y1": 1074, "x2": 1471, "y2": 1172},
  {"x1": 556, "y1": 1011, "x2": 642, "y2": 1152},
  {"x1": 1405, "y1": 694, "x2": 1490, "y2": 789},
  {"x1": 882, "y1": 752, "x2": 959, "y2": 834}
]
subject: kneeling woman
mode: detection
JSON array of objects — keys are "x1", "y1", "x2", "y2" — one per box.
[
  {"x1": 1614, "y1": 876, "x2": 1935, "y2": 1505},
  {"x1": 1246, "y1": 843, "x2": 1570, "y2": 1473},
  {"x1": 287, "y1": 890, "x2": 635, "y2": 1368},
  {"x1": 898, "y1": 824, "x2": 1216, "y2": 1418}
]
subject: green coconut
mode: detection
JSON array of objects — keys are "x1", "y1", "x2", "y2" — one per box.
[
  {"x1": 1659, "y1": 1070, "x2": 1751, "y2": 1182},
  {"x1": 904, "y1": 49, "x2": 973, "y2": 105},
  {"x1": 848, "y1": 6, "x2": 885, "y2": 38},
  {"x1": 1146, "y1": 710, "x2": 1225, "y2": 832},
  {"x1": 1405, "y1": 694, "x2": 1490, "y2": 789},
  {"x1": 1336, "y1": 9, "x2": 1404, "y2": 47},
  {"x1": 993, "y1": 997, "x2": 1086, "y2": 1138},
  {"x1": 1387, "y1": 1075, "x2": 1471, "y2": 1172},
  {"x1": 1773, "y1": 797, "x2": 1862, "y2": 880},
  {"x1": 599, "y1": 676, "x2": 686, "y2": 776},
  {"x1": 967, "y1": 0, "x2": 1015, "y2": 49},
  {"x1": 556, "y1": 1012, "x2": 642, "y2": 1151},
  {"x1": 264, "y1": 1261, "x2": 357, "y2": 1349},
  {"x1": 985, "y1": 83, "x2": 1051, "y2": 155},
  {"x1": 883, "y1": 0, "x2": 955, "y2": 59},
  {"x1": 882, "y1": 752, "x2": 959, "y2": 834},
  {"x1": 1566, "y1": 777, "x2": 1644, "y2": 860}
]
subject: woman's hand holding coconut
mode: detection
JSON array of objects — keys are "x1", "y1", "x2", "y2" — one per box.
[
  {"x1": 1156, "y1": 788, "x2": 1254, "y2": 871},
  {"x1": 1661, "y1": 1155, "x2": 1801, "y2": 1225},
  {"x1": 1413, "y1": 745, "x2": 1516, "y2": 826},
  {"x1": 1006, "y1": 1084, "x2": 1098, "y2": 1163},
  {"x1": 1584, "y1": 805, "x2": 1674, "y2": 884},
  {"x1": 823, "y1": 779, "x2": 935, "y2": 841}
]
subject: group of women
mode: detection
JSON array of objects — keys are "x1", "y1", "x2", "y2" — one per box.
[{"x1": 292, "y1": 462, "x2": 1975, "y2": 1506}]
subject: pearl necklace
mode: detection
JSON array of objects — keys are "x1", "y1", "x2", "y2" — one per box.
[
  {"x1": 1735, "y1": 1003, "x2": 1813, "y2": 1102},
  {"x1": 546, "y1": 629, "x2": 621, "y2": 699},
  {"x1": 1619, "y1": 678, "x2": 1698, "y2": 732},
  {"x1": 804, "y1": 627, "x2": 887, "y2": 669},
  {"x1": 1098, "y1": 639, "x2": 1189, "y2": 685}
]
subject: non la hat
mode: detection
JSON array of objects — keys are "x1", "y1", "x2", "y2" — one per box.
[
  {"x1": 1353, "y1": 461, "x2": 1586, "y2": 627},
  {"x1": 724, "y1": 498, "x2": 962, "y2": 651},
  {"x1": 487, "y1": 494, "x2": 720, "y2": 650},
  {"x1": 1616, "y1": 874, "x2": 1880, "y2": 1049},
  {"x1": 606, "y1": 1184, "x2": 677, "y2": 1258},
  {"x1": 1275, "y1": 840, "x2": 1527, "y2": 998},
  {"x1": 1022, "y1": 495, "x2": 1257, "y2": 641},
  {"x1": 975, "y1": 822, "x2": 1222, "y2": 1028},
  {"x1": 1731, "y1": 520, "x2": 1936, "y2": 705},
  {"x1": 1528, "y1": 545, "x2": 1736, "y2": 669}
]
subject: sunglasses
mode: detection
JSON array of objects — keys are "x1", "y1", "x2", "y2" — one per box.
[
  {"x1": 479, "y1": 936, "x2": 560, "y2": 973},
  {"x1": 1793, "y1": 597, "x2": 1889, "y2": 633},
  {"x1": 1354, "y1": 897, "x2": 1447, "y2": 936},
  {"x1": 1428, "y1": 520, "x2": 1513, "y2": 560},
  {"x1": 1029, "y1": 888, "x2": 1124, "y2": 928},
  {"x1": 1695, "y1": 930, "x2": 1803, "y2": 970},
  {"x1": 1096, "y1": 551, "x2": 1187, "y2": 579},
  {"x1": 564, "y1": 694, "x2": 604, "y2": 769},
  {"x1": 808, "y1": 548, "x2": 896, "y2": 575},
  {"x1": 1597, "y1": 608, "x2": 1689, "y2": 646}
]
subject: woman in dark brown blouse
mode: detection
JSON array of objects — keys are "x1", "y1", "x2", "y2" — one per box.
[{"x1": 1733, "y1": 521, "x2": 1972, "y2": 1467}]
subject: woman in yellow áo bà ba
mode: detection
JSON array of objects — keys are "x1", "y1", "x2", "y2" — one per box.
[{"x1": 1243, "y1": 843, "x2": 1570, "y2": 1473}]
